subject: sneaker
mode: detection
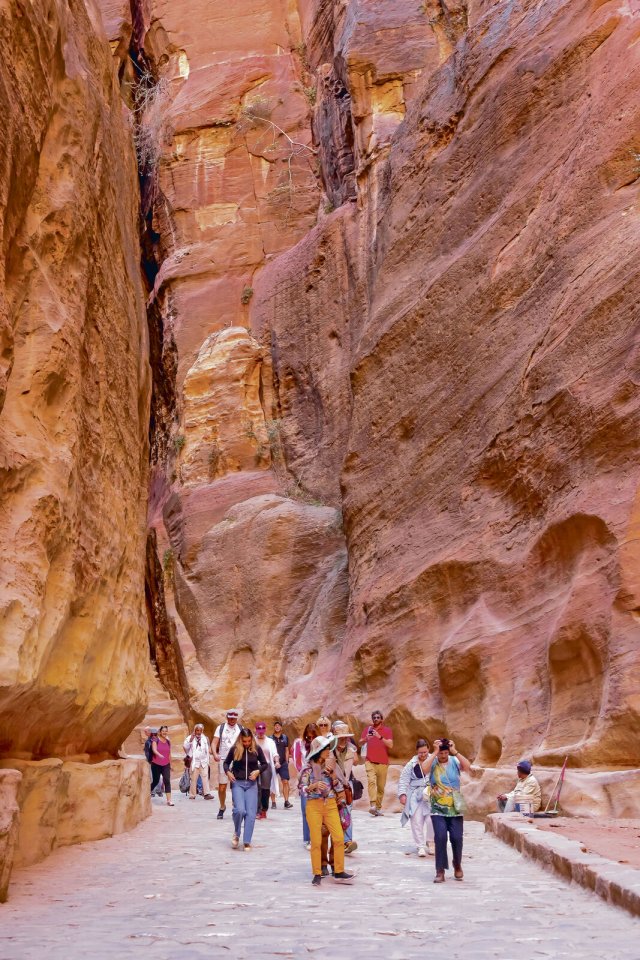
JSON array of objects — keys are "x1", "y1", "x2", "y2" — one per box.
[
  {"x1": 321, "y1": 865, "x2": 331, "y2": 877},
  {"x1": 312, "y1": 875, "x2": 322, "y2": 887},
  {"x1": 204, "y1": 794, "x2": 214, "y2": 800},
  {"x1": 427, "y1": 842, "x2": 435, "y2": 856},
  {"x1": 216, "y1": 809, "x2": 225, "y2": 820},
  {"x1": 333, "y1": 872, "x2": 355, "y2": 884},
  {"x1": 257, "y1": 811, "x2": 266, "y2": 820},
  {"x1": 243, "y1": 844, "x2": 252, "y2": 851},
  {"x1": 271, "y1": 801, "x2": 276, "y2": 809},
  {"x1": 376, "y1": 809, "x2": 384, "y2": 816},
  {"x1": 418, "y1": 846, "x2": 427, "y2": 858},
  {"x1": 369, "y1": 807, "x2": 378, "y2": 817},
  {"x1": 231, "y1": 835, "x2": 239, "y2": 849},
  {"x1": 284, "y1": 801, "x2": 293, "y2": 809},
  {"x1": 304, "y1": 841, "x2": 312, "y2": 851},
  {"x1": 344, "y1": 841, "x2": 358, "y2": 855}
]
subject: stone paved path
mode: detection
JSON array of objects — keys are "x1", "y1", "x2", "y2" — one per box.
[{"x1": 2, "y1": 796, "x2": 639, "y2": 959}]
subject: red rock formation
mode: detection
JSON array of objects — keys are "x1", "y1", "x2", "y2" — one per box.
[
  {"x1": 255, "y1": 0, "x2": 640, "y2": 767},
  {"x1": 95, "y1": 0, "x2": 640, "y2": 790}
]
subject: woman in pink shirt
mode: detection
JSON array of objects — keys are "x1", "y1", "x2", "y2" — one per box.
[{"x1": 151, "y1": 725, "x2": 174, "y2": 806}]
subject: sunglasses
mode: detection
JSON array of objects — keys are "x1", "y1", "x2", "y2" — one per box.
[{"x1": 318, "y1": 723, "x2": 330, "y2": 728}]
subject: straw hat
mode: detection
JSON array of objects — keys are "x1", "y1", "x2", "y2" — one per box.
[
  {"x1": 307, "y1": 734, "x2": 337, "y2": 760},
  {"x1": 332, "y1": 721, "x2": 354, "y2": 738}
]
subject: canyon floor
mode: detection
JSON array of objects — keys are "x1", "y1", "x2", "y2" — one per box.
[{"x1": 2, "y1": 798, "x2": 639, "y2": 959}]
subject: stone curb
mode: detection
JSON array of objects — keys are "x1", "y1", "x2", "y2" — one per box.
[{"x1": 485, "y1": 813, "x2": 640, "y2": 918}]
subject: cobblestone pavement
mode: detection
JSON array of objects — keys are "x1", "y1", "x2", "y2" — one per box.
[{"x1": 2, "y1": 796, "x2": 639, "y2": 959}]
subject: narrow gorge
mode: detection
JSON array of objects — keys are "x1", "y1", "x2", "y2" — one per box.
[{"x1": 2, "y1": 0, "x2": 640, "y2": 895}]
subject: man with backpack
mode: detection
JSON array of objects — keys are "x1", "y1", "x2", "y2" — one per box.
[{"x1": 212, "y1": 710, "x2": 242, "y2": 819}]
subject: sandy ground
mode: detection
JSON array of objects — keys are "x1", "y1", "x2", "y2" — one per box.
[
  {"x1": 2, "y1": 796, "x2": 640, "y2": 959},
  {"x1": 535, "y1": 816, "x2": 640, "y2": 868}
]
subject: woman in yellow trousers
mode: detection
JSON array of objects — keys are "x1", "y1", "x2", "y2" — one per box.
[{"x1": 299, "y1": 734, "x2": 356, "y2": 887}]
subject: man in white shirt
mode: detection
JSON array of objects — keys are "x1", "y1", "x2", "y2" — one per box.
[
  {"x1": 497, "y1": 759, "x2": 542, "y2": 812},
  {"x1": 212, "y1": 709, "x2": 242, "y2": 820},
  {"x1": 183, "y1": 724, "x2": 213, "y2": 800}
]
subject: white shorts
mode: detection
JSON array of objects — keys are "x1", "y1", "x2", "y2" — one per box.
[{"x1": 217, "y1": 760, "x2": 228, "y2": 785}]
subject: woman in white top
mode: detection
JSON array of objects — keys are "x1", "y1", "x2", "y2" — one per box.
[
  {"x1": 183, "y1": 724, "x2": 213, "y2": 800},
  {"x1": 255, "y1": 722, "x2": 280, "y2": 818}
]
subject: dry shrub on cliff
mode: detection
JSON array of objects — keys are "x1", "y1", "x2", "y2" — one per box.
[
  {"x1": 238, "y1": 95, "x2": 318, "y2": 221},
  {"x1": 131, "y1": 65, "x2": 171, "y2": 173}
]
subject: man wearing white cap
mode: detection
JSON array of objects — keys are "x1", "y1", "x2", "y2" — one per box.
[{"x1": 212, "y1": 709, "x2": 242, "y2": 819}]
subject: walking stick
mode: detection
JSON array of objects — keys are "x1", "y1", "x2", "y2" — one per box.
[{"x1": 543, "y1": 756, "x2": 568, "y2": 813}]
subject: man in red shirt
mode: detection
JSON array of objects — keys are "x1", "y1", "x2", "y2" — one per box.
[{"x1": 359, "y1": 710, "x2": 393, "y2": 816}]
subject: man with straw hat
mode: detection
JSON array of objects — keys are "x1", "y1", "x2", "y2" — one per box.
[{"x1": 299, "y1": 734, "x2": 356, "y2": 887}]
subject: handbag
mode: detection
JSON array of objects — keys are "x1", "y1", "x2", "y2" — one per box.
[
  {"x1": 422, "y1": 784, "x2": 431, "y2": 802},
  {"x1": 343, "y1": 782, "x2": 353, "y2": 806},
  {"x1": 338, "y1": 803, "x2": 351, "y2": 832},
  {"x1": 179, "y1": 769, "x2": 191, "y2": 793},
  {"x1": 350, "y1": 773, "x2": 364, "y2": 801}
]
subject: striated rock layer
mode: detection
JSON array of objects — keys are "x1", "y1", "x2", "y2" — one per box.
[
  {"x1": 254, "y1": 0, "x2": 640, "y2": 767},
  {"x1": 0, "y1": 0, "x2": 151, "y2": 886},
  {"x1": 103, "y1": 0, "x2": 640, "y2": 802}
]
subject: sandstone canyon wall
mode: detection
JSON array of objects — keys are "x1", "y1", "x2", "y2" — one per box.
[
  {"x1": 119, "y1": 0, "x2": 640, "y2": 810},
  {"x1": 0, "y1": 0, "x2": 151, "y2": 895}
]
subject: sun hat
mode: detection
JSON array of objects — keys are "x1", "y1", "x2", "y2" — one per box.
[
  {"x1": 517, "y1": 759, "x2": 532, "y2": 774},
  {"x1": 332, "y1": 720, "x2": 354, "y2": 738},
  {"x1": 307, "y1": 734, "x2": 337, "y2": 760}
]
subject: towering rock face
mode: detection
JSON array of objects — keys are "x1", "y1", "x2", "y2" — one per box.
[
  {"x1": 0, "y1": 0, "x2": 151, "y2": 881},
  {"x1": 255, "y1": 0, "x2": 640, "y2": 766},
  {"x1": 103, "y1": 0, "x2": 640, "y2": 791}
]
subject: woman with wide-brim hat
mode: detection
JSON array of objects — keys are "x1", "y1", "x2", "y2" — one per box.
[{"x1": 298, "y1": 734, "x2": 356, "y2": 887}]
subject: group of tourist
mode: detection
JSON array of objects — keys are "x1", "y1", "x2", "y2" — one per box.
[{"x1": 142, "y1": 708, "x2": 543, "y2": 887}]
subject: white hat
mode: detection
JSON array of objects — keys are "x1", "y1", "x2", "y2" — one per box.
[{"x1": 308, "y1": 734, "x2": 337, "y2": 760}]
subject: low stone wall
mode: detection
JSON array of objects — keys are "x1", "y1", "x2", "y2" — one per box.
[
  {"x1": 0, "y1": 758, "x2": 150, "y2": 897},
  {"x1": 486, "y1": 814, "x2": 640, "y2": 917}
]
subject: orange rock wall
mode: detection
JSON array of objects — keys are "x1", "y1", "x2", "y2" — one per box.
[
  {"x1": 0, "y1": 0, "x2": 151, "y2": 761},
  {"x1": 0, "y1": 0, "x2": 153, "y2": 896}
]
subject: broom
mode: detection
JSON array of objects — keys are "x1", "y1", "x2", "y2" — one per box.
[{"x1": 533, "y1": 756, "x2": 568, "y2": 818}]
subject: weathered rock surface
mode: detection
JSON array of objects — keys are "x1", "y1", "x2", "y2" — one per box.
[
  {"x1": 0, "y1": 758, "x2": 150, "y2": 869},
  {"x1": 0, "y1": 0, "x2": 152, "y2": 895},
  {"x1": 0, "y1": 769, "x2": 21, "y2": 902},
  {"x1": 0, "y1": 0, "x2": 151, "y2": 761},
  {"x1": 97, "y1": 0, "x2": 640, "y2": 807}
]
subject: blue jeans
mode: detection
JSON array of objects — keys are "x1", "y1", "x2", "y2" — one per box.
[
  {"x1": 231, "y1": 780, "x2": 259, "y2": 844},
  {"x1": 431, "y1": 815, "x2": 463, "y2": 873},
  {"x1": 301, "y1": 792, "x2": 310, "y2": 842}
]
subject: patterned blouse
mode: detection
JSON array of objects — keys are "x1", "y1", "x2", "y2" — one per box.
[{"x1": 298, "y1": 763, "x2": 337, "y2": 800}]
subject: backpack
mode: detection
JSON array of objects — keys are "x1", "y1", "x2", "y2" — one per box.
[
  {"x1": 144, "y1": 737, "x2": 154, "y2": 763},
  {"x1": 350, "y1": 772, "x2": 364, "y2": 801},
  {"x1": 178, "y1": 769, "x2": 190, "y2": 793}
]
